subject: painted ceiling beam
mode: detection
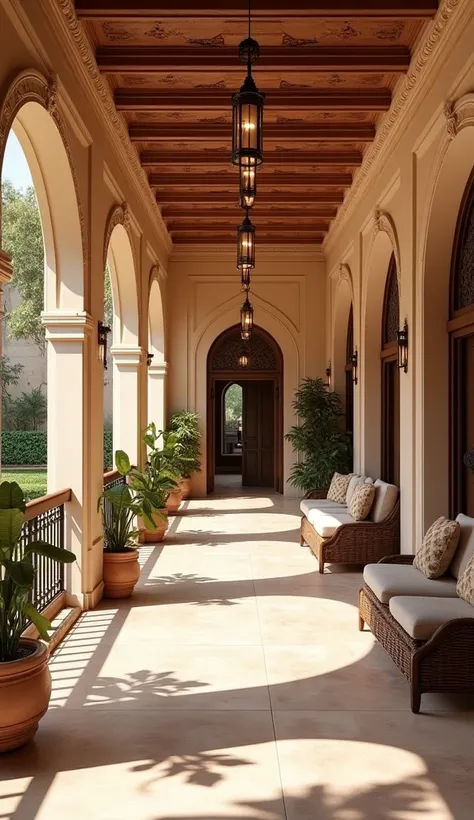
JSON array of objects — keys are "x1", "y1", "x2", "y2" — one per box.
[
  {"x1": 141, "y1": 151, "x2": 363, "y2": 167},
  {"x1": 161, "y1": 208, "x2": 338, "y2": 219},
  {"x1": 149, "y1": 173, "x2": 352, "y2": 187},
  {"x1": 98, "y1": 46, "x2": 410, "y2": 72},
  {"x1": 116, "y1": 89, "x2": 391, "y2": 111},
  {"x1": 130, "y1": 122, "x2": 375, "y2": 141},
  {"x1": 167, "y1": 222, "x2": 330, "y2": 232},
  {"x1": 156, "y1": 191, "x2": 344, "y2": 203}
]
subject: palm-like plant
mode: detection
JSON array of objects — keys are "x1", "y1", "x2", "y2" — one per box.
[
  {"x1": 285, "y1": 377, "x2": 352, "y2": 491},
  {"x1": 0, "y1": 481, "x2": 76, "y2": 662}
]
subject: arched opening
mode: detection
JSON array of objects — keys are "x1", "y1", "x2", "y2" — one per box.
[
  {"x1": 103, "y1": 211, "x2": 140, "y2": 464},
  {"x1": 345, "y1": 305, "x2": 354, "y2": 435},
  {"x1": 449, "y1": 170, "x2": 474, "y2": 516},
  {"x1": 147, "y1": 274, "x2": 166, "y2": 433},
  {"x1": 381, "y1": 254, "x2": 400, "y2": 485},
  {"x1": 332, "y1": 272, "x2": 353, "y2": 423},
  {"x1": 207, "y1": 325, "x2": 283, "y2": 494}
]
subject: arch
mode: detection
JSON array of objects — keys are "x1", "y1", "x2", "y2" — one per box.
[
  {"x1": 192, "y1": 294, "x2": 299, "y2": 497},
  {"x1": 0, "y1": 70, "x2": 85, "y2": 310},
  {"x1": 147, "y1": 268, "x2": 166, "y2": 431},
  {"x1": 372, "y1": 209, "x2": 402, "y2": 295},
  {"x1": 419, "y1": 112, "x2": 474, "y2": 528},
  {"x1": 380, "y1": 254, "x2": 400, "y2": 485},
  {"x1": 104, "y1": 204, "x2": 139, "y2": 346},
  {"x1": 207, "y1": 324, "x2": 283, "y2": 494},
  {"x1": 362, "y1": 226, "x2": 400, "y2": 477}
]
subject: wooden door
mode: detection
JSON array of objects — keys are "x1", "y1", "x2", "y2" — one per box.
[
  {"x1": 453, "y1": 333, "x2": 474, "y2": 516},
  {"x1": 381, "y1": 357, "x2": 400, "y2": 486},
  {"x1": 464, "y1": 336, "x2": 474, "y2": 515},
  {"x1": 242, "y1": 380, "x2": 275, "y2": 487}
]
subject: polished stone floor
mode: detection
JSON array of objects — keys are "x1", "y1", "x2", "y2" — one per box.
[{"x1": 2, "y1": 485, "x2": 474, "y2": 819}]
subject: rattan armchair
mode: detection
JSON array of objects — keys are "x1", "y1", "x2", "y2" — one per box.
[{"x1": 359, "y1": 555, "x2": 474, "y2": 713}]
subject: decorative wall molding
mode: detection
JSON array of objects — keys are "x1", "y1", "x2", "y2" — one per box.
[
  {"x1": 373, "y1": 208, "x2": 402, "y2": 291},
  {"x1": 0, "y1": 69, "x2": 87, "y2": 272},
  {"x1": 148, "y1": 264, "x2": 167, "y2": 291},
  {"x1": 324, "y1": 0, "x2": 465, "y2": 254},
  {"x1": 444, "y1": 93, "x2": 474, "y2": 139},
  {"x1": 51, "y1": 0, "x2": 171, "y2": 260},
  {"x1": 103, "y1": 203, "x2": 137, "y2": 272}
]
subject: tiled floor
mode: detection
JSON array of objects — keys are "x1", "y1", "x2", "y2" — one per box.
[{"x1": 2, "y1": 488, "x2": 474, "y2": 819}]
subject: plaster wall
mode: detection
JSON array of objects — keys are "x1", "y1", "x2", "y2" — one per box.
[{"x1": 167, "y1": 248, "x2": 326, "y2": 496}]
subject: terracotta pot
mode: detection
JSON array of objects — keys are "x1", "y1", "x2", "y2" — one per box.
[
  {"x1": 103, "y1": 549, "x2": 140, "y2": 598},
  {"x1": 166, "y1": 487, "x2": 183, "y2": 515},
  {"x1": 139, "y1": 510, "x2": 168, "y2": 544},
  {"x1": 179, "y1": 477, "x2": 191, "y2": 500},
  {"x1": 0, "y1": 639, "x2": 51, "y2": 753}
]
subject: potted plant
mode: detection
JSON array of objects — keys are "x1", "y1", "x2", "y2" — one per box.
[
  {"x1": 130, "y1": 426, "x2": 178, "y2": 539},
  {"x1": 169, "y1": 410, "x2": 202, "y2": 499},
  {"x1": 0, "y1": 480, "x2": 76, "y2": 753},
  {"x1": 285, "y1": 377, "x2": 353, "y2": 492},
  {"x1": 99, "y1": 450, "x2": 158, "y2": 598}
]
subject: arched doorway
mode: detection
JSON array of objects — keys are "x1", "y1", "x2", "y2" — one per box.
[
  {"x1": 380, "y1": 254, "x2": 400, "y2": 485},
  {"x1": 147, "y1": 272, "x2": 166, "y2": 433},
  {"x1": 345, "y1": 305, "x2": 354, "y2": 434},
  {"x1": 207, "y1": 325, "x2": 283, "y2": 493},
  {"x1": 449, "y1": 171, "x2": 474, "y2": 516}
]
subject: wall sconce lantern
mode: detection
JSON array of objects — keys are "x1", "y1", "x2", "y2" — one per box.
[
  {"x1": 237, "y1": 211, "x2": 256, "y2": 270},
  {"x1": 397, "y1": 320, "x2": 409, "y2": 373},
  {"x1": 238, "y1": 347, "x2": 249, "y2": 368},
  {"x1": 325, "y1": 362, "x2": 332, "y2": 389},
  {"x1": 241, "y1": 295, "x2": 254, "y2": 340},
  {"x1": 350, "y1": 348, "x2": 358, "y2": 385},
  {"x1": 98, "y1": 320, "x2": 111, "y2": 369},
  {"x1": 147, "y1": 352, "x2": 154, "y2": 367},
  {"x1": 241, "y1": 265, "x2": 251, "y2": 291},
  {"x1": 239, "y1": 162, "x2": 257, "y2": 209}
]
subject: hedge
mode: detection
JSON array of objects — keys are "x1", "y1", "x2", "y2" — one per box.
[{"x1": 2, "y1": 430, "x2": 114, "y2": 471}]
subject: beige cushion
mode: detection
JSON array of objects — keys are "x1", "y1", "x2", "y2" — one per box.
[
  {"x1": 300, "y1": 499, "x2": 347, "y2": 518},
  {"x1": 363, "y1": 563, "x2": 458, "y2": 604},
  {"x1": 345, "y1": 475, "x2": 362, "y2": 504},
  {"x1": 349, "y1": 483, "x2": 375, "y2": 521},
  {"x1": 370, "y1": 479, "x2": 399, "y2": 523},
  {"x1": 413, "y1": 516, "x2": 461, "y2": 579},
  {"x1": 327, "y1": 472, "x2": 353, "y2": 504},
  {"x1": 389, "y1": 595, "x2": 474, "y2": 641},
  {"x1": 450, "y1": 514, "x2": 474, "y2": 579},
  {"x1": 309, "y1": 509, "x2": 356, "y2": 538},
  {"x1": 456, "y1": 554, "x2": 474, "y2": 605}
]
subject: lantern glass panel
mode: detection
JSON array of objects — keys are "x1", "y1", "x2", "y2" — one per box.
[
  {"x1": 240, "y1": 161, "x2": 257, "y2": 209},
  {"x1": 232, "y1": 75, "x2": 264, "y2": 167},
  {"x1": 241, "y1": 266, "x2": 251, "y2": 290},
  {"x1": 237, "y1": 215, "x2": 255, "y2": 270},
  {"x1": 241, "y1": 298, "x2": 254, "y2": 336}
]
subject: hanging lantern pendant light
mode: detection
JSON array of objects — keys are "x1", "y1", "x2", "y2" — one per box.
[
  {"x1": 241, "y1": 265, "x2": 251, "y2": 291},
  {"x1": 241, "y1": 294, "x2": 254, "y2": 340},
  {"x1": 239, "y1": 160, "x2": 257, "y2": 209},
  {"x1": 232, "y1": 0, "x2": 265, "y2": 168},
  {"x1": 237, "y1": 209, "x2": 256, "y2": 270}
]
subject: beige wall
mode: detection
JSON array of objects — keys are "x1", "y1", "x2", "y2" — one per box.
[{"x1": 167, "y1": 247, "x2": 327, "y2": 496}]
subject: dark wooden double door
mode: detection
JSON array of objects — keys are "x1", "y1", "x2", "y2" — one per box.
[
  {"x1": 452, "y1": 332, "x2": 474, "y2": 516},
  {"x1": 381, "y1": 352, "x2": 400, "y2": 487}
]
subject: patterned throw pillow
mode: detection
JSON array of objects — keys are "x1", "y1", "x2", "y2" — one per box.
[
  {"x1": 413, "y1": 516, "x2": 461, "y2": 579},
  {"x1": 457, "y1": 553, "x2": 474, "y2": 605},
  {"x1": 348, "y1": 483, "x2": 376, "y2": 521},
  {"x1": 327, "y1": 472, "x2": 353, "y2": 504}
]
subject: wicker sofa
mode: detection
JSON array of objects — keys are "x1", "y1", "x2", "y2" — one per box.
[
  {"x1": 300, "y1": 476, "x2": 400, "y2": 573},
  {"x1": 359, "y1": 513, "x2": 474, "y2": 713}
]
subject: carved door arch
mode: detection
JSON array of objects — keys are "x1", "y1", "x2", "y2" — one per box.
[
  {"x1": 380, "y1": 254, "x2": 400, "y2": 485},
  {"x1": 449, "y1": 170, "x2": 474, "y2": 516},
  {"x1": 207, "y1": 325, "x2": 283, "y2": 494}
]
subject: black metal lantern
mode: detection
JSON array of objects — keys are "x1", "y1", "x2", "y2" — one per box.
[
  {"x1": 237, "y1": 211, "x2": 255, "y2": 270},
  {"x1": 350, "y1": 348, "x2": 358, "y2": 385},
  {"x1": 239, "y1": 160, "x2": 257, "y2": 209},
  {"x1": 325, "y1": 362, "x2": 332, "y2": 389},
  {"x1": 238, "y1": 347, "x2": 249, "y2": 368},
  {"x1": 241, "y1": 265, "x2": 251, "y2": 291},
  {"x1": 232, "y1": 71, "x2": 265, "y2": 168},
  {"x1": 241, "y1": 296, "x2": 254, "y2": 339},
  {"x1": 147, "y1": 351, "x2": 154, "y2": 367},
  {"x1": 397, "y1": 320, "x2": 409, "y2": 373},
  {"x1": 98, "y1": 320, "x2": 111, "y2": 369}
]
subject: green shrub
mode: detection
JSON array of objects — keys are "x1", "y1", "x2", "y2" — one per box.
[
  {"x1": 2, "y1": 431, "x2": 47, "y2": 466},
  {"x1": 103, "y1": 429, "x2": 113, "y2": 471}
]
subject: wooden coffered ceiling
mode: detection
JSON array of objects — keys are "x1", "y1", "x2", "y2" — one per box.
[{"x1": 75, "y1": 1, "x2": 439, "y2": 245}]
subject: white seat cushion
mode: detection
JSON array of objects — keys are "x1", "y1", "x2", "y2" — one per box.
[
  {"x1": 370, "y1": 479, "x2": 399, "y2": 523},
  {"x1": 389, "y1": 595, "x2": 474, "y2": 641},
  {"x1": 363, "y1": 563, "x2": 458, "y2": 604},
  {"x1": 450, "y1": 514, "x2": 474, "y2": 579},
  {"x1": 300, "y1": 499, "x2": 347, "y2": 518},
  {"x1": 308, "y1": 509, "x2": 356, "y2": 538}
]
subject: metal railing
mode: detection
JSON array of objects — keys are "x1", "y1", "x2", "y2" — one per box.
[
  {"x1": 23, "y1": 489, "x2": 72, "y2": 614},
  {"x1": 102, "y1": 470, "x2": 127, "y2": 549}
]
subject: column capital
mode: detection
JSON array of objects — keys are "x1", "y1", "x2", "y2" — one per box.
[
  {"x1": 0, "y1": 250, "x2": 13, "y2": 285},
  {"x1": 148, "y1": 361, "x2": 168, "y2": 376},
  {"x1": 42, "y1": 310, "x2": 96, "y2": 341},
  {"x1": 110, "y1": 345, "x2": 143, "y2": 367}
]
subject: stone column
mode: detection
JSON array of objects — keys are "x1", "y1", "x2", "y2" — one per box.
[
  {"x1": 111, "y1": 345, "x2": 143, "y2": 466},
  {"x1": 0, "y1": 251, "x2": 13, "y2": 471},
  {"x1": 147, "y1": 360, "x2": 167, "y2": 432},
  {"x1": 42, "y1": 310, "x2": 104, "y2": 608}
]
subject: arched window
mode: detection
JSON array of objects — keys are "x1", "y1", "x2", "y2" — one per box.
[
  {"x1": 380, "y1": 254, "x2": 400, "y2": 485},
  {"x1": 449, "y1": 172, "x2": 474, "y2": 516},
  {"x1": 345, "y1": 305, "x2": 354, "y2": 434},
  {"x1": 222, "y1": 382, "x2": 243, "y2": 456}
]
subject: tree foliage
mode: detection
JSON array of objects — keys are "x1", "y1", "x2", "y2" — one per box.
[
  {"x1": 3, "y1": 386, "x2": 47, "y2": 431},
  {"x1": 1, "y1": 181, "x2": 45, "y2": 351},
  {"x1": 224, "y1": 384, "x2": 242, "y2": 428},
  {"x1": 285, "y1": 377, "x2": 353, "y2": 491}
]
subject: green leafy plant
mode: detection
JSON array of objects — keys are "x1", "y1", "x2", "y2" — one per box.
[
  {"x1": 129, "y1": 425, "x2": 178, "y2": 512},
  {"x1": 285, "y1": 377, "x2": 352, "y2": 491},
  {"x1": 1, "y1": 431, "x2": 47, "y2": 466},
  {"x1": 0, "y1": 480, "x2": 76, "y2": 662},
  {"x1": 99, "y1": 450, "x2": 161, "y2": 552},
  {"x1": 169, "y1": 411, "x2": 202, "y2": 477}
]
